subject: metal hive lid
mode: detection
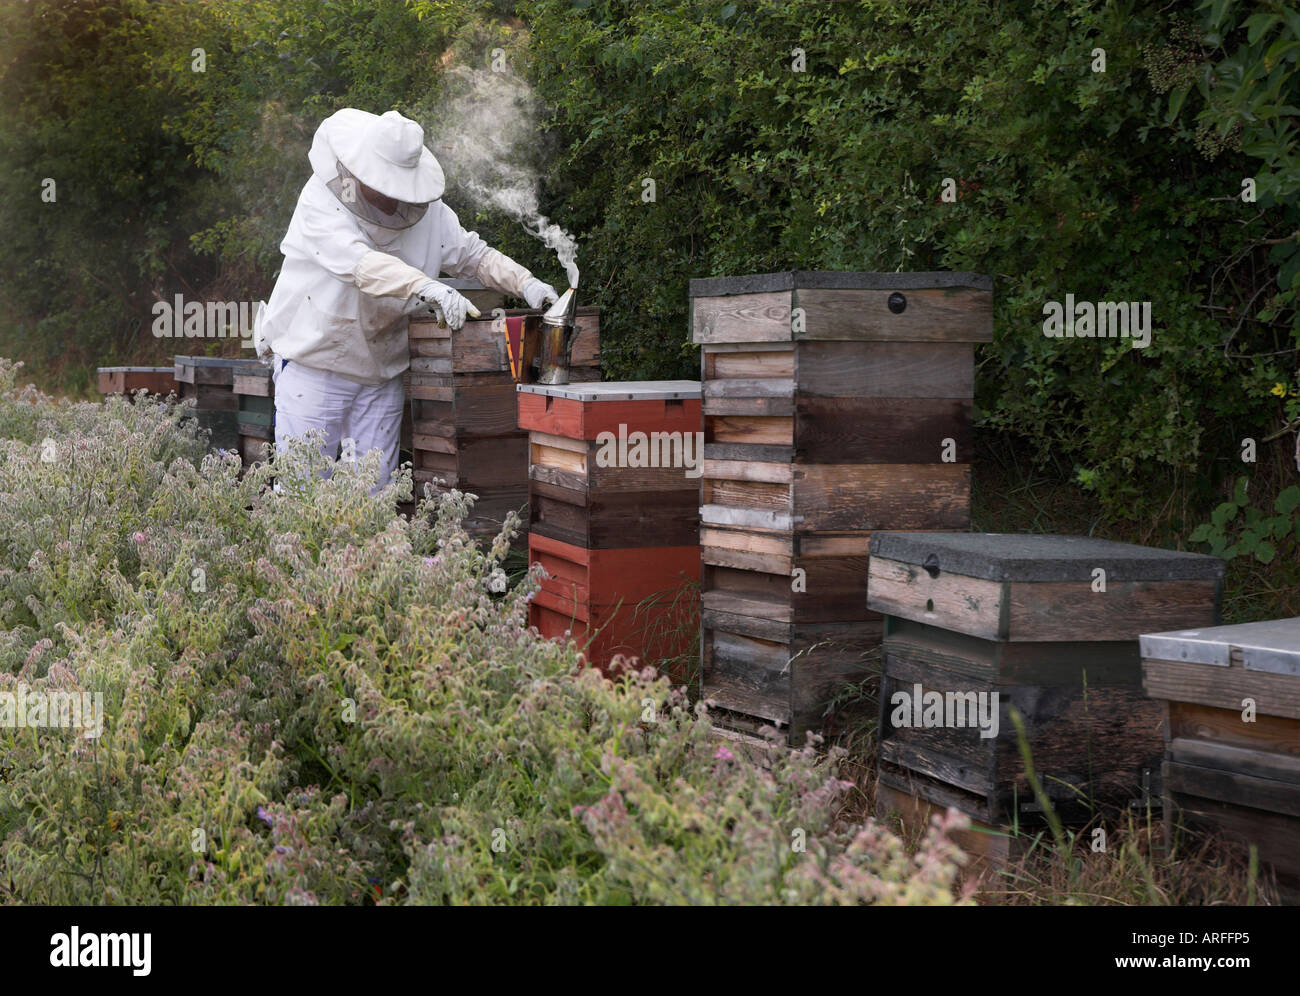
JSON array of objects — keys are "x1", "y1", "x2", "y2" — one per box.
[
  {"x1": 516, "y1": 380, "x2": 701, "y2": 402},
  {"x1": 1139, "y1": 617, "x2": 1300, "y2": 676}
]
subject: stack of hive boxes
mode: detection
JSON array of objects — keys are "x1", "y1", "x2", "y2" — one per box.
[
  {"x1": 1141, "y1": 617, "x2": 1300, "y2": 897},
  {"x1": 518, "y1": 381, "x2": 701, "y2": 677},
  {"x1": 689, "y1": 271, "x2": 991, "y2": 744},
  {"x1": 405, "y1": 281, "x2": 599, "y2": 538},
  {"x1": 231, "y1": 364, "x2": 274, "y2": 469},
  {"x1": 174, "y1": 356, "x2": 265, "y2": 454},
  {"x1": 870, "y1": 532, "x2": 1225, "y2": 860},
  {"x1": 97, "y1": 366, "x2": 178, "y2": 398}
]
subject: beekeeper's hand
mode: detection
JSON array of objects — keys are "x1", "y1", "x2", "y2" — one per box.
[
  {"x1": 521, "y1": 278, "x2": 559, "y2": 311},
  {"x1": 412, "y1": 279, "x2": 478, "y2": 330}
]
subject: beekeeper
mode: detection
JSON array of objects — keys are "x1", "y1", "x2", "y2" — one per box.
[{"x1": 252, "y1": 108, "x2": 558, "y2": 489}]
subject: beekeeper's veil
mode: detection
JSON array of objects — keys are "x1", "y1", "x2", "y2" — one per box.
[{"x1": 308, "y1": 108, "x2": 445, "y2": 232}]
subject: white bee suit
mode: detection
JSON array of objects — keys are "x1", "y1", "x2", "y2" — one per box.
[{"x1": 255, "y1": 108, "x2": 541, "y2": 491}]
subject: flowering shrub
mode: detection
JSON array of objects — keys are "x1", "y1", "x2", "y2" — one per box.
[{"x1": 0, "y1": 359, "x2": 967, "y2": 904}]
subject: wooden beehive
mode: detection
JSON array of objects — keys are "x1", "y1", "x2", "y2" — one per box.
[
  {"x1": 1140, "y1": 617, "x2": 1300, "y2": 894},
  {"x1": 519, "y1": 381, "x2": 701, "y2": 676},
  {"x1": 870, "y1": 532, "x2": 1225, "y2": 843},
  {"x1": 231, "y1": 365, "x2": 273, "y2": 468},
  {"x1": 691, "y1": 271, "x2": 990, "y2": 743},
  {"x1": 97, "y1": 366, "x2": 179, "y2": 397},
  {"x1": 174, "y1": 356, "x2": 265, "y2": 454},
  {"x1": 405, "y1": 300, "x2": 599, "y2": 538}
]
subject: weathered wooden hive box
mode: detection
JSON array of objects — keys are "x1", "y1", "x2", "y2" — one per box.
[
  {"x1": 405, "y1": 284, "x2": 598, "y2": 538},
  {"x1": 97, "y1": 366, "x2": 179, "y2": 397},
  {"x1": 231, "y1": 364, "x2": 273, "y2": 468},
  {"x1": 689, "y1": 271, "x2": 990, "y2": 743},
  {"x1": 869, "y1": 532, "x2": 1225, "y2": 844},
  {"x1": 518, "y1": 381, "x2": 701, "y2": 676},
  {"x1": 174, "y1": 356, "x2": 265, "y2": 454},
  {"x1": 1140, "y1": 617, "x2": 1300, "y2": 893}
]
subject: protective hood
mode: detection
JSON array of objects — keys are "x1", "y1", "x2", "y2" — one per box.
[
  {"x1": 308, "y1": 108, "x2": 445, "y2": 204},
  {"x1": 325, "y1": 161, "x2": 428, "y2": 234}
]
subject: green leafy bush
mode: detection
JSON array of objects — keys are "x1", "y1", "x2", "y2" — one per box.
[
  {"x1": 1189, "y1": 475, "x2": 1300, "y2": 563},
  {"x1": 0, "y1": 360, "x2": 968, "y2": 904}
]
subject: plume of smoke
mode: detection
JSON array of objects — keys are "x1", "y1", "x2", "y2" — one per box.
[{"x1": 418, "y1": 67, "x2": 578, "y2": 289}]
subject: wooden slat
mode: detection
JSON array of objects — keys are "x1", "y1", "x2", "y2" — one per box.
[
  {"x1": 531, "y1": 441, "x2": 587, "y2": 477},
  {"x1": 1006, "y1": 579, "x2": 1220, "y2": 643},
  {"x1": 1143, "y1": 657, "x2": 1300, "y2": 720},
  {"x1": 704, "y1": 628, "x2": 792, "y2": 696},
  {"x1": 868, "y1": 556, "x2": 1004, "y2": 641},
  {"x1": 692, "y1": 290, "x2": 792, "y2": 344},
  {"x1": 411, "y1": 418, "x2": 454, "y2": 439},
  {"x1": 701, "y1": 459, "x2": 792, "y2": 484},
  {"x1": 795, "y1": 341, "x2": 975, "y2": 398},
  {"x1": 527, "y1": 429, "x2": 589, "y2": 455},
  {"x1": 232, "y1": 372, "x2": 272, "y2": 397},
  {"x1": 702, "y1": 396, "x2": 793, "y2": 417},
  {"x1": 1167, "y1": 701, "x2": 1300, "y2": 757},
  {"x1": 408, "y1": 321, "x2": 453, "y2": 340},
  {"x1": 410, "y1": 337, "x2": 452, "y2": 358},
  {"x1": 1169, "y1": 737, "x2": 1300, "y2": 792},
  {"x1": 793, "y1": 464, "x2": 970, "y2": 530},
  {"x1": 702, "y1": 588, "x2": 794, "y2": 625},
  {"x1": 707, "y1": 415, "x2": 793, "y2": 446},
  {"x1": 794, "y1": 287, "x2": 992, "y2": 342},
  {"x1": 1165, "y1": 759, "x2": 1300, "y2": 818},
  {"x1": 879, "y1": 738, "x2": 992, "y2": 799},
  {"x1": 701, "y1": 607, "x2": 792, "y2": 643},
  {"x1": 702, "y1": 442, "x2": 795, "y2": 463},
  {"x1": 701, "y1": 478, "x2": 790, "y2": 513},
  {"x1": 703, "y1": 378, "x2": 794, "y2": 399},
  {"x1": 412, "y1": 433, "x2": 456, "y2": 455},
  {"x1": 409, "y1": 356, "x2": 452, "y2": 375},
  {"x1": 700, "y1": 682, "x2": 792, "y2": 728},
  {"x1": 707, "y1": 349, "x2": 795, "y2": 379},
  {"x1": 700, "y1": 504, "x2": 794, "y2": 531},
  {"x1": 795, "y1": 397, "x2": 971, "y2": 464},
  {"x1": 528, "y1": 463, "x2": 587, "y2": 494}
]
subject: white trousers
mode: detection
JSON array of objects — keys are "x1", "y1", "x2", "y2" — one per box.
[{"x1": 272, "y1": 356, "x2": 404, "y2": 492}]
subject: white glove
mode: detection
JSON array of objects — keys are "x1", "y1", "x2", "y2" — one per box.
[
  {"x1": 411, "y1": 279, "x2": 478, "y2": 330},
  {"x1": 521, "y1": 278, "x2": 559, "y2": 310}
]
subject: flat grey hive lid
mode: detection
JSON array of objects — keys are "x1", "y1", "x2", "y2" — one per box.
[
  {"x1": 1140, "y1": 617, "x2": 1300, "y2": 675},
  {"x1": 688, "y1": 270, "x2": 992, "y2": 297},
  {"x1": 869, "y1": 532, "x2": 1225, "y2": 582},
  {"x1": 174, "y1": 356, "x2": 264, "y2": 368},
  {"x1": 517, "y1": 380, "x2": 700, "y2": 402}
]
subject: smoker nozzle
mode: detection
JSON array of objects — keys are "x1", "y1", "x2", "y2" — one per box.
[{"x1": 542, "y1": 287, "x2": 578, "y2": 328}]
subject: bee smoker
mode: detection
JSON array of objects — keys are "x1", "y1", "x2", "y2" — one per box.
[{"x1": 537, "y1": 287, "x2": 579, "y2": 385}]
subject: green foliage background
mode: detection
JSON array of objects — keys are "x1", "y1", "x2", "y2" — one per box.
[{"x1": 0, "y1": 0, "x2": 1297, "y2": 573}]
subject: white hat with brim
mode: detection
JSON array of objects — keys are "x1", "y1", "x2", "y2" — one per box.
[{"x1": 308, "y1": 108, "x2": 445, "y2": 204}]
